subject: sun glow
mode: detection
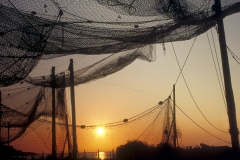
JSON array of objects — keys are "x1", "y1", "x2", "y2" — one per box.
[{"x1": 97, "y1": 127, "x2": 104, "y2": 135}]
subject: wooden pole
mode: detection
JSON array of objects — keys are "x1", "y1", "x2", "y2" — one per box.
[
  {"x1": 0, "y1": 91, "x2": 2, "y2": 143},
  {"x1": 7, "y1": 122, "x2": 9, "y2": 146},
  {"x1": 65, "y1": 114, "x2": 71, "y2": 157},
  {"x1": 51, "y1": 67, "x2": 56, "y2": 159},
  {"x1": 112, "y1": 149, "x2": 114, "y2": 159},
  {"x1": 69, "y1": 59, "x2": 78, "y2": 159},
  {"x1": 213, "y1": 0, "x2": 239, "y2": 150},
  {"x1": 97, "y1": 150, "x2": 99, "y2": 159},
  {"x1": 173, "y1": 85, "x2": 177, "y2": 148}
]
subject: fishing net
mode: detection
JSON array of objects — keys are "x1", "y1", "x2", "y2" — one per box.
[
  {"x1": 0, "y1": 0, "x2": 239, "y2": 156},
  {"x1": 0, "y1": 83, "x2": 67, "y2": 143},
  {"x1": 1, "y1": 0, "x2": 240, "y2": 86},
  {"x1": 6, "y1": 98, "x2": 181, "y2": 157}
]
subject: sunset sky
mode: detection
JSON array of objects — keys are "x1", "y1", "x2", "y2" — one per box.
[
  {"x1": 2, "y1": 1, "x2": 240, "y2": 155},
  {"x1": 69, "y1": 13, "x2": 240, "y2": 148}
]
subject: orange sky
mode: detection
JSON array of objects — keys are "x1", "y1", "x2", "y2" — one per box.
[
  {"x1": 9, "y1": 13, "x2": 240, "y2": 154},
  {"x1": 71, "y1": 13, "x2": 240, "y2": 149}
]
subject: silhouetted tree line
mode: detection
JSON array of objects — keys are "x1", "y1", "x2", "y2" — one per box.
[
  {"x1": 115, "y1": 140, "x2": 240, "y2": 160},
  {"x1": 1, "y1": 141, "x2": 240, "y2": 160}
]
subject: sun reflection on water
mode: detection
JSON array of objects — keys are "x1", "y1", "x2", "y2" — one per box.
[{"x1": 98, "y1": 151, "x2": 106, "y2": 160}]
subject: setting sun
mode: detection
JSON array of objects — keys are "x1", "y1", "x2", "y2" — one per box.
[{"x1": 97, "y1": 127, "x2": 104, "y2": 135}]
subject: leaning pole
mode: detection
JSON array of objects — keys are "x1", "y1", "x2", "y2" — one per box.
[
  {"x1": 51, "y1": 67, "x2": 56, "y2": 159},
  {"x1": 69, "y1": 59, "x2": 78, "y2": 159},
  {"x1": 213, "y1": 0, "x2": 239, "y2": 150},
  {"x1": 0, "y1": 91, "x2": 1, "y2": 142},
  {"x1": 173, "y1": 84, "x2": 177, "y2": 148}
]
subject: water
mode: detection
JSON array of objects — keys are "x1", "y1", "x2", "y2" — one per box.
[
  {"x1": 78, "y1": 151, "x2": 111, "y2": 159},
  {"x1": 27, "y1": 151, "x2": 114, "y2": 160}
]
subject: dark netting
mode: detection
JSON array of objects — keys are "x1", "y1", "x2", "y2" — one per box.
[
  {"x1": 1, "y1": 0, "x2": 240, "y2": 86},
  {"x1": 0, "y1": 0, "x2": 239, "y2": 155},
  {"x1": 25, "y1": 45, "x2": 155, "y2": 87},
  {"x1": 7, "y1": 98, "x2": 181, "y2": 155},
  {"x1": 0, "y1": 82, "x2": 68, "y2": 144}
]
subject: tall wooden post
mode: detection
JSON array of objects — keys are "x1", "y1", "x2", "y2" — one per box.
[
  {"x1": 62, "y1": 72, "x2": 72, "y2": 157},
  {"x1": 173, "y1": 85, "x2": 177, "y2": 148},
  {"x1": 0, "y1": 91, "x2": 2, "y2": 143},
  {"x1": 69, "y1": 59, "x2": 78, "y2": 159},
  {"x1": 64, "y1": 113, "x2": 71, "y2": 157},
  {"x1": 213, "y1": 0, "x2": 239, "y2": 150},
  {"x1": 51, "y1": 67, "x2": 56, "y2": 159},
  {"x1": 7, "y1": 122, "x2": 10, "y2": 146}
]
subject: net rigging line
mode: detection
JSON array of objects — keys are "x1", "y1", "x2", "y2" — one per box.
[
  {"x1": 1, "y1": 0, "x2": 240, "y2": 141},
  {"x1": 227, "y1": 46, "x2": 240, "y2": 65},
  {"x1": 7, "y1": 97, "x2": 176, "y2": 153},
  {"x1": 206, "y1": 30, "x2": 227, "y2": 111},
  {"x1": 2, "y1": 1, "x2": 240, "y2": 153},
  {"x1": 96, "y1": 77, "x2": 163, "y2": 99},
  {"x1": 171, "y1": 39, "x2": 228, "y2": 133},
  {"x1": 2, "y1": 0, "x2": 240, "y2": 87},
  {"x1": 172, "y1": 37, "x2": 197, "y2": 86},
  {"x1": 210, "y1": 28, "x2": 226, "y2": 109},
  {"x1": 136, "y1": 103, "x2": 165, "y2": 140},
  {"x1": 214, "y1": 25, "x2": 240, "y2": 65},
  {"x1": 173, "y1": 100, "x2": 231, "y2": 144}
]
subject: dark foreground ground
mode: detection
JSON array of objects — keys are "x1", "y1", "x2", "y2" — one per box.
[{"x1": 1, "y1": 141, "x2": 240, "y2": 160}]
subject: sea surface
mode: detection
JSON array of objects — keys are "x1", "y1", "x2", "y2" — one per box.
[{"x1": 27, "y1": 151, "x2": 114, "y2": 160}]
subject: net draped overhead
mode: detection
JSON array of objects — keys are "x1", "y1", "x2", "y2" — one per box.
[
  {"x1": 0, "y1": 0, "x2": 240, "y2": 153},
  {"x1": 1, "y1": 0, "x2": 240, "y2": 86}
]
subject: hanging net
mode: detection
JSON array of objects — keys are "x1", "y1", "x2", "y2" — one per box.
[
  {"x1": 1, "y1": 0, "x2": 240, "y2": 86},
  {"x1": 2, "y1": 97, "x2": 181, "y2": 158},
  {"x1": 0, "y1": 82, "x2": 67, "y2": 143},
  {"x1": 0, "y1": 0, "x2": 239, "y2": 157}
]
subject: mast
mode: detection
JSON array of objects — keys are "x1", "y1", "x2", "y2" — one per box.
[
  {"x1": 213, "y1": 0, "x2": 239, "y2": 150},
  {"x1": 51, "y1": 67, "x2": 56, "y2": 159},
  {"x1": 173, "y1": 85, "x2": 177, "y2": 148},
  {"x1": 69, "y1": 59, "x2": 78, "y2": 159}
]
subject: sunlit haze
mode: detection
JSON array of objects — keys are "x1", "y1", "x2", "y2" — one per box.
[
  {"x1": 70, "y1": 13, "x2": 240, "y2": 148},
  {"x1": 97, "y1": 128, "x2": 104, "y2": 135}
]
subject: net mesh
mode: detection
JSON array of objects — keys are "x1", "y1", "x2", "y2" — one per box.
[
  {"x1": 0, "y1": 83, "x2": 68, "y2": 143},
  {"x1": 2, "y1": 98, "x2": 181, "y2": 156},
  {"x1": 0, "y1": 0, "x2": 239, "y2": 156},
  {"x1": 1, "y1": 0, "x2": 240, "y2": 86}
]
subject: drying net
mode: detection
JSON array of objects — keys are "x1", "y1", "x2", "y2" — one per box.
[
  {"x1": 0, "y1": 0, "x2": 240, "y2": 157},
  {"x1": 0, "y1": 82, "x2": 67, "y2": 143},
  {"x1": 1, "y1": 0, "x2": 240, "y2": 86},
  {"x1": 2, "y1": 97, "x2": 181, "y2": 157}
]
